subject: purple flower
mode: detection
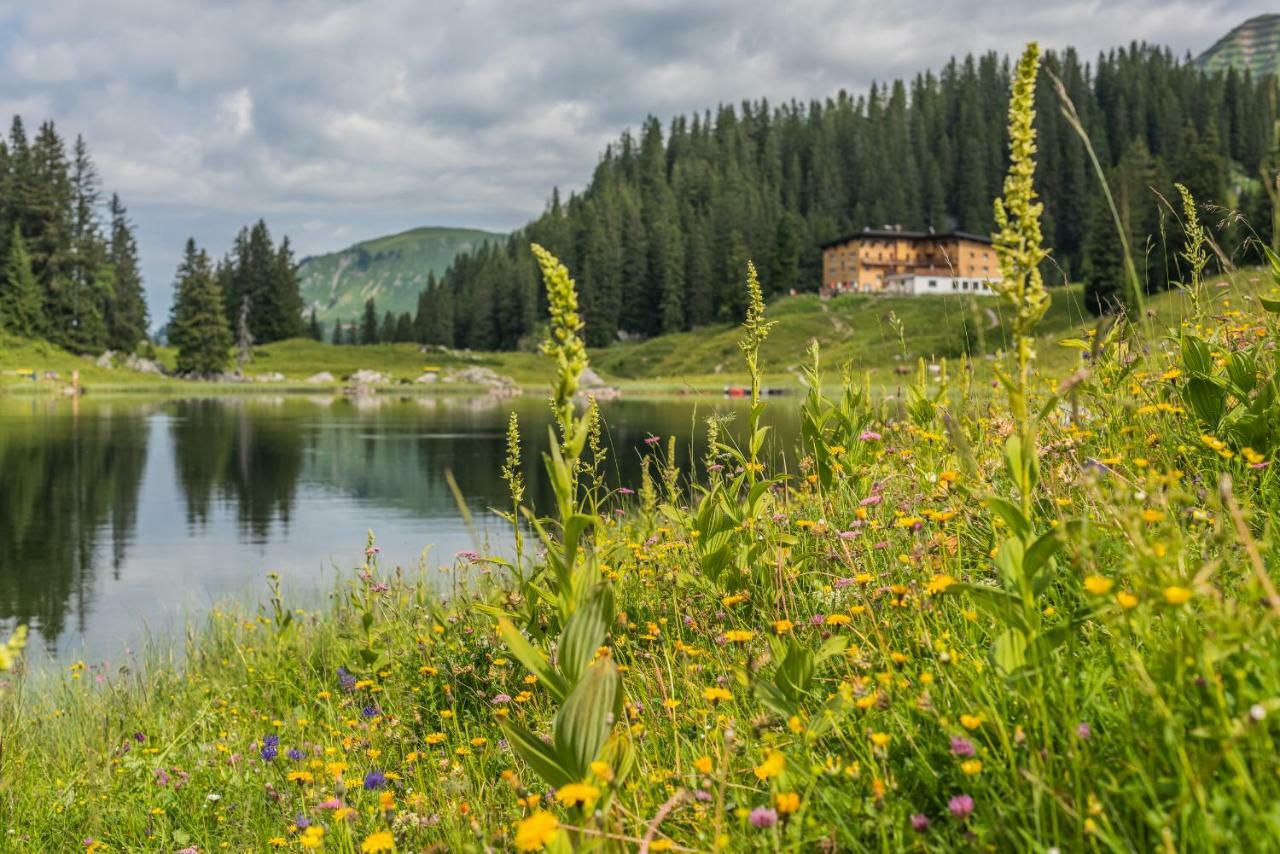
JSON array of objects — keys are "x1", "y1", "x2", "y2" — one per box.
[
  {"x1": 492, "y1": 694, "x2": 512, "y2": 704},
  {"x1": 694, "y1": 789, "x2": 712, "y2": 802},
  {"x1": 948, "y1": 794, "x2": 974, "y2": 819},
  {"x1": 809, "y1": 614, "x2": 826, "y2": 625},
  {"x1": 749, "y1": 806, "x2": 778, "y2": 828},
  {"x1": 644, "y1": 435, "x2": 662, "y2": 446},
  {"x1": 294, "y1": 815, "x2": 310, "y2": 830},
  {"x1": 618, "y1": 487, "x2": 635, "y2": 495},
  {"x1": 859, "y1": 430, "x2": 882, "y2": 442},
  {"x1": 1076, "y1": 722, "x2": 1092, "y2": 740},
  {"x1": 361, "y1": 704, "x2": 380, "y2": 718},
  {"x1": 838, "y1": 530, "x2": 858, "y2": 540},
  {"x1": 154, "y1": 769, "x2": 169, "y2": 787},
  {"x1": 337, "y1": 667, "x2": 356, "y2": 691},
  {"x1": 911, "y1": 813, "x2": 931, "y2": 832},
  {"x1": 859, "y1": 494, "x2": 883, "y2": 507},
  {"x1": 261, "y1": 734, "x2": 280, "y2": 762},
  {"x1": 949, "y1": 736, "x2": 975, "y2": 757},
  {"x1": 363, "y1": 769, "x2": 387, "y2": 790},
  {"x1": 287, "y1": 748, "x2": 305, "y2": 761}
]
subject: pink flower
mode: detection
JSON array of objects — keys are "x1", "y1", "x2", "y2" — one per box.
[
  {"x1": 859, "y1": 430, "x2": 882, "y2": 441},
  {"x1": 749, "y1": 806, "x2": 778, "y2": 828},
  {"x1": 948, "y1": 794, "x2": 974, "y2": 819}
]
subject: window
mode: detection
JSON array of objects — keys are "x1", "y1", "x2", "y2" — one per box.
[{"x1": 929, "y1": 279, "x2": 938, "y2": 289}]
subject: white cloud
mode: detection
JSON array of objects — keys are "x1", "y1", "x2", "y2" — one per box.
[{"x1": 0, "y1": 0, "x2": 1271, "y2": 318}]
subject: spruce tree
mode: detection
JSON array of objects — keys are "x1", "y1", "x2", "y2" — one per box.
[
  {"x1": 169, "y1": 238, "x2": 232, "y2": 375},
  {"x1": 360, "y1": 298, "x2": 379, "y2": 344},
  {"x1": 308, "y1": 308, "x2": 322, "y2": 341},
  {"x1": 0, "y1": 225, "x2": 45, "y2": 336},
  {"x1": 105, "y1": 194, "x2": 149, "y2": 352}
]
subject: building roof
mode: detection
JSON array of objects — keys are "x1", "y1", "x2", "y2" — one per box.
[{"x1": 819, "y1": 227, "x2": 994, "y2": 250}]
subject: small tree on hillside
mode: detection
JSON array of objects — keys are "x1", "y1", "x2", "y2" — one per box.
[
  {"x1": 170, "y1": 238, "x2": 232, "y2": 376},
  {"x1": 360, "y1": 298, "x2": 379, "y2": 344},
  {"x1": 308, "y1": 308, "x2": 323, "y2": 341},
  {"x1": 0, "y1": 225, "x2": 46, "y2": 337}
]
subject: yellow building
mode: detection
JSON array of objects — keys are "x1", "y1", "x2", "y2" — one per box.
[{"x1": 820, "y1": 227, "x2": 1000, "y2": 295}]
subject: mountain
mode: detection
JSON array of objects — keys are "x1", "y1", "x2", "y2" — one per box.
[
  {"x1": 298, "y1": 226, "x2": 503, "y2": 323},
  {"x1": 1197, "y1": 14, "x2": 1280, "y2": 76}
]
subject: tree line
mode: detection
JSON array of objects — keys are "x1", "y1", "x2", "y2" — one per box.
[
  {"x1": 168, "y1": 221, "x2": 308, "y2": 374},
  {"x1": 412, "y1": 44, "x2": 1278, "y2": 350},
  {"x1": 0, "y1": 117, "x2": 149, "y2": 353}
]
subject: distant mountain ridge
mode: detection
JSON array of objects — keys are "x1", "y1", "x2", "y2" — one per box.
[
  {"x1": 298, "y1": 226, "x2": 503, "y2": 324},
  {"x1": 1197, "y1": 14, "x2": 1280, "y2": 77}
]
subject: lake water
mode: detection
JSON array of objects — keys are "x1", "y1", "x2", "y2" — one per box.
[{"x1": 0, "y1": 393, "x2": 798, "y2": 667}]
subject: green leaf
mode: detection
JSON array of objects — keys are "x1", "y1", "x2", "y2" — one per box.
[
  {"x1": 1260, "y1": 295, "x2": 1280, "y2": 314},
  {"x1": 501, "y1": 719, "x2": 575, "y2": 788},
  {"x1": 814, "y1": 635, "x2": 850, "y2": 665},
  {"x1": 991, "y1": 629, "x2": 1028, "y2": 676},
  {"x1": 552, "y1": 657, "x2": 620, "y2": 780},
  {"x1": 497, "y1": 619, "x2": 569, "y2": 703},
  {"x1": 558, "y1": 583, "x2": 614, "y2": 685},
  {"x1": 775, "y1": 640, "x2": 815, "y2": 701},
  {"x1": 1226, "y1": 350, "x2": 1258, "y2": 394},
  {"x1": 1180, "y1": 334, "x2": 1212, "y2": 375},
  {"x1": 1184, "y1": 376, "x2": 1226, "y2": 429},
  {"x1": 1023, "y1": 526, "x2": 1065, "y2": 579},
  {"x1": 986, "y1": 496, "x2": 1031, "y2": 538},
  {"x1": 946, "y1": 582, "x2": 1028, "y2": 632}
]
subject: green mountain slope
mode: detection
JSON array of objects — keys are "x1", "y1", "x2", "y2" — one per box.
[
  {"x1": 298, "y1": 226, "x2": 503, "y2": 323},
  {"x1": 1197, "y1": 14, "x2": 1280, "y2": 76}
]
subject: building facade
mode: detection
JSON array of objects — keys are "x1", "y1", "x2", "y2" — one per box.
[
  {"x1": 820, "y1": 227, "x2": 1000, "y2": 295},
  {"x1": 883, "y1": 274, "x2": 995, "y2": 296}
]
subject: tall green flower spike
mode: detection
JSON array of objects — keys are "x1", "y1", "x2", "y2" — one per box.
[
  {"x1": 531, "y1": 243, "x2": 588, "y2": 446},
  {"x1": 991, "y1": 41, "x2": 1049, "y2": 429}
]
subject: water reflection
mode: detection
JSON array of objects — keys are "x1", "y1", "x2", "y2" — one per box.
[{"x1": 0, "y1": 393, "x2": 794, "y2": 664}]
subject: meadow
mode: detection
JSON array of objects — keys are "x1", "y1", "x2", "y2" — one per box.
[{"x1": 3, "y1": 42, "x2": 1280, "y2": 853}]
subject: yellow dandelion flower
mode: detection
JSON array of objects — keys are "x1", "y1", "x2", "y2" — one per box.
[
  {"x1": 1082, "y1": 575, "x2": 1113, "y2": 595},
  {"x1": 554, "y1": 782, "x2": 600, "y2": 809},
  {"x1": 514, "y1": 811, "x2": 559, "y2": 852},
  {"x1": 775, "y1": 791, "x2": 801, "y2": 813},
  {"x1": 1163, "y1": 586, "x2": 1193, "y2": 605},
  {"x1": 694, "y1": 755, "x2": 713, "y2": 774},
  {"x1": 360, "y1": 830, "x2": 396, "y2": 853},
  {"x1": 753, "y1": 750, "x2": 786, "y2": 780}
]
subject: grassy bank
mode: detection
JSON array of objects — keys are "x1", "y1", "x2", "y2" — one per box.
[{"x1": 2, "y1": 275, "x2": 1263, "y2": 398}]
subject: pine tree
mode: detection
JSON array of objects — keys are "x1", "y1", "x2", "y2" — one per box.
[
  {"x1": 169, "y1": 238, "x2": 232, "y2": 375},
  {"x1": 308, "y1": 308, "x2": 322, "y2": 341},
  {"x1": 360, "y1": 299, "x2": 379, "y2": 344},
  {"x1": 394, "y1": 312, "x2": 414, "y2": 343},
  {"x1": 0, "y1": 225, "x2": 45, "y2": 336},
  {"x1": 379, "y1": 310, "x2": 396, "y2": 344},
  {"x1": 105, "y1": 194, "x2": 148, "y2": 352},
  {"x1": 331, "y1": 319, "x2": 343, "y2": 345}
]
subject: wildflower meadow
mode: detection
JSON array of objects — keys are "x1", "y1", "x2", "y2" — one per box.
[{"x1": 3, "y1": 43, "x2": 1280, "y2": 852}]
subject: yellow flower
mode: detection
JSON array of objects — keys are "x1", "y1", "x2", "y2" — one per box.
[
  {"x1": 724, "y1": 629, "x2": 754, "y2": 643},
  {"x1": 650, "y1": 840, "x2": 674, "y2": 852},
  {"x1": 554, "y1": 782, "x2": 601, "y2": 809},
  {"x1": 775, "y1": 791, "x2": 801, "y2": 813},
  {"x1": 299, "y1": 826, "x2": 325, "y2": 850},
  {"x1": 1116, "y1": 591, "x2": 1139, "y2": 610},
  {"x1": 959, "y1": 714, "x2": 983, "y2": 730},
  {"x1": 926, "y1": 574, "x2": 956, "y2": 594},
  {"x1": 869, "y1": 731, "x2": 891, "y2": 748},
  {"x1": 753, "y1": 750, "x2": 786, "y2": 780},
  {"x1": 589, "y1": 760, "x2": 614, "y2": 782},
  {"x1": 702, "y1": 686, "x2": 732, "y2": 703},
  {"x1": 1141, "y1": 509, "x2": 1165, "y2": 523},
  {"x1": 825, "y1": 614, "x2": 851, "y2": 626},
  {"x1": 772, "y1": 619, "x2": 794, "y2": 635},
  {"x1": 360, "y1": 830, "x2": 396, "y2": 853},
  {"x1": 694, "y1": 755, "x2": 713, "y2": 774},
  {"x1": 1083, "y1": 575, "x2": 1113, "y2": 595},
  {"x1": 1163, "y1": 586, "x2": 1193, "y2": 605},
  {"x1": 721, "y1": 593, "x2": 748, "y2": 607},
  {"x1": 514, "y1": 811, "x2": 559, "y2": 851},
  {"x1": 425, "y1": 732, "x2": 446, "y2": 745},
  {"x1": 961, "y1": 759, "x2": 983, "y2": 776},
  {"x1": 287, "y1": 771, "x2": 314, "y2": 785}
]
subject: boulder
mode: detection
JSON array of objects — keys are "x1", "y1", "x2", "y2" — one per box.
[
  {"x1": 254, "y1": 372, "x2": 286, "y2": 383},
  {"x1": 305, "y1": 371, "x2": 336, "y2": 384},
  {"x1": 443, "y1": 366, "x2": 513, "y2": 388},
  {"x1": 95, "y1": 351, "x2": 116, "y2": 369},
  {"x1": 414, "y1": 372, "x2": 439, "y2": 384},
  {"x1": 124, "y1": 354, "x2": 165, "y2": 375},
  {"x1": 349, "y1": 369, "x2": 389, "y2": 385},
  {"x1": 578, "y1": 366, "x2": 621, "y2": 399}
]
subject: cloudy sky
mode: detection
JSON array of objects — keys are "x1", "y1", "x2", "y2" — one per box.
[{"x1": 0, "y1": 0, "x2": 1270, "y2": 320}]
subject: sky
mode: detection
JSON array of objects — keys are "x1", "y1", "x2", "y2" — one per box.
[{"x1": 0, "y1": 0, "x2": 1272, "y2": 321}]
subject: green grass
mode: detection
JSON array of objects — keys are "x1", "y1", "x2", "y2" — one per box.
[{"x1": 2, "y1": 272, "x2": 1266, "y2": 397}]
